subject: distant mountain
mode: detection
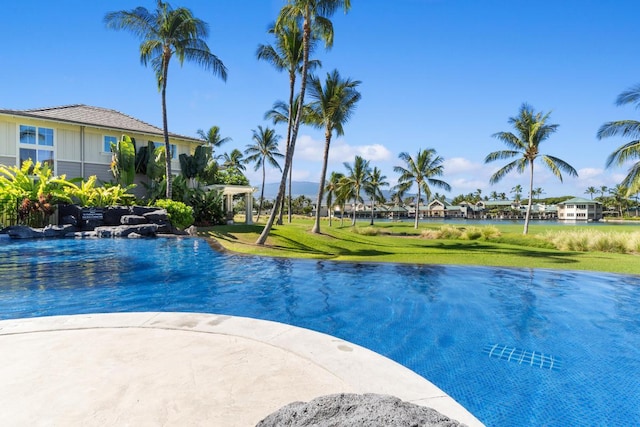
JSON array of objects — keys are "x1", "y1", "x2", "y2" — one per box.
[{"x1": 260, "y1": 181, "x2": 319, "y2": 200}]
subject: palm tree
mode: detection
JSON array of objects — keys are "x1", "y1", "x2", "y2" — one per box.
[
  {"x1": 533, "y1": 187, "x2": 545, "y2": 202},
  {"x1": 584, "y1": 186, "x2": 597, "y2": 200},
  {"x1": 324, "y1": 171, "x2": 344, "y2": 226},
  {"x1": 599, "y1": 185, "x2": 609, "y2": 199},
  {"x1": 264, "y1": 94, "x2": 313, "y2": 224},
  {"x1": 105, "y1": 1, "x2": 227, "y2": 198},
  {"x1": 257, "y1": 0, "x2": 352, "y2": 245},
  {"x1": 244, "y1": 126, "x2": 284, "y2": 222},
  {"x1": 343, "y1": 156, "x2": 370, "y2": 226},
  {"x1": 364, "y1": 167, "x2": 388, "y2": 225},
  {"x1": 394, "y1": 149, "x2": 451, "y2": 229},
  {"x1": 337, "y1": 175, "x2": 353, "y2": 226},
  {"x1": 197, "y1": 125, "x2": 231, "y2": 159},
  {"x1": 485, "y1": 103, "x2": 578, "y2": 234},
  {"x1": 609, "y1": 184, "x2": 631, "y2": 217},
  {"x1": 306, "y1": 69, "x2": 362, "y2": 234},
  {"x1": 258, "y1": 19, "x2": 320, "y2": 225},
  {"x1": 221, "y1": 149, "x2": 246, "y2": 172},
  {"x1": 489, "y1": 190, "x2": 499, "y2": 201},
  {"x1": 511, "y1": 184, "x2": 523, "y2": 202},
  {"x1": 597, "y1": 84, "x2": 640, "y2": 197}
]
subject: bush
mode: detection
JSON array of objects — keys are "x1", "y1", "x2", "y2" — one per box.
[
  {"x1": 155, "y1": 199, "x2": 194, "y2": 229},
  {"x1": 460, "y1": 226, "x2": 483, "y2": 240},
  {"x1": 353, "y1": 226, "x2": 379, "y2": 236},
  {"x1": 542, "y1": 230, "x2": 640, "y2": 254},
  {"x1": 438, "y1": 225, "x2": 462, "y2": 239},
  {"x1": 480, "y1": 226, "x2": 501, "y2": 240}
]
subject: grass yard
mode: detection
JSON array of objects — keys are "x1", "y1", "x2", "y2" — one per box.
[{"x1": 200, "y1": 218, "x2": 640, "y2": 275}]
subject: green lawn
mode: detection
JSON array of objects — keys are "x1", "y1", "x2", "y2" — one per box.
[{"x1": 200, "y1": 218, "x2": 640, "y2": 275}]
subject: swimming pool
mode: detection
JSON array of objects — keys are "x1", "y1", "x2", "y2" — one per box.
[{"x1": 1, "y1": 237, "x2": 638, "y2": 426}]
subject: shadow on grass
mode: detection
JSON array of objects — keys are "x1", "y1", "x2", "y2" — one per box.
[{"x1": 205, "y1": 225, "x2": 582, "y2": 265}]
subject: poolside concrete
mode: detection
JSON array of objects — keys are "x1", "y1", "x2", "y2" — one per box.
[{"x1": 0, "y1": 312, "x2": 484, "y2": 426}]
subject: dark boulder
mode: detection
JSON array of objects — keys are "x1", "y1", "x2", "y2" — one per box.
[
  {"x1": 120, "y1": 215, "x2": 147, "y2": 225},
  {"x1": 94, "y1": 224, "x2": 158, "y2": 238},
  {"x1": 142, "y1": 209, "x2": 168, "y2": 222},
  {"x1": 256, "y1": 393, "x2": 465, "y2": 427},
  {"x1": 103, "y1": 206, "x2": 131, "y2": 226}
]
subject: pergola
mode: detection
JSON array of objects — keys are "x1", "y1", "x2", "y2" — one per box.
[{"x1": 205, "y1": 185, "x2": 256, "y2": 225}]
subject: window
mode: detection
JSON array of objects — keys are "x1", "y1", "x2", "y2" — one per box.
[
  {"x1": 577, "y1": 204, "x2": 586, "y2": 209},
  {"x1": 153, "y1": 141, "x2": 177, "y2": 159},
  {"x1": 19, "y1": 125, "x2": 54, "y2": 170},
  {"x1": 103, "y1": 135, "x2": 118, "y2": 153}
]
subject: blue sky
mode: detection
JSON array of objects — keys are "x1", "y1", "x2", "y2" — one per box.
[{"x1": 3, "y1": 0, "x2": 640, "y2": 199}]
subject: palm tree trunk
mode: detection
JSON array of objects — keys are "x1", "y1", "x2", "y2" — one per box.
[
  {"x1": 257, "y1": 162, "x2": 266, "y2": 222},
  {"x1": 352, "y1": 196, "x2": 356, "y2": 226},
  {"x1": 284, "y1": 70, "x2": 297, "y2": 224},
  {"x1": 312, "y1": 132, "x2": 332, "y2": 234},
  {"x1": 161, "y1": 60, "x2": 172, "y2": 199},
  {"x1": 370, "y1": 201, "x2": 374, "y2": 226},
  {"x1": 256, "y1": 10, "x2": 311, "y2": 245},
  {"x1": 328, "y1": 196, "x2": 333, "y2": 227},
  {"x1": 414, "y1": 187, "x2": 421, "y2": 229},
  {"x1": 523, "y1": 160, "x2": 534, "y2": 235}
]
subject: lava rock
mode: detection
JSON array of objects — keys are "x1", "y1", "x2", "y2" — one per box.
[{"x1": 256, "y1": 393, "x2": 466, "y2": 427}]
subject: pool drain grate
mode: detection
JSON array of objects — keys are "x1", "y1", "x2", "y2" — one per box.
[{"x1": 483, "y1": 344, "x2": 562, "y2": 370}]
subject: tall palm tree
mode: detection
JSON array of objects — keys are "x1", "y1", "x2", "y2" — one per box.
[
  {"x1": 306, "y1": 69, "x2": 362, "y2": 234},
  {"x1": 324, "y1": 171, "x2": 344, "y2": 227},
  {"x1": 364, "y1": 167, "x2": 388, "y2": 226},
  {"x1": 533, "y1": 187, "x2": 545, "y2": 202},
  {"x1": 221, "y1": 149, "x2": 246, "y2": 172},
  {"x1": 597, "y1": 84, "x2": 640, "y2": 196},
  {"x1": 244, "y1": 126, "x2": 284, "y2": 222},
  {"x1": 258, "y1": 20, "x2": 320, "y2": 225},
  {"x1": 584, "y1": 186, "x2": 597, "y2": 200},
  {"x1": 599, "y1": 185, "x2": 609, "y2": 199},
  {"x1": 511, "y1": 184, "x2": 523, "y2": 202},
  {"x1": 489, "y1": 190, "x2": 499, "y2": 201},
  {"x1": 485, "y1": 103, "x2": 578, "y2": 234},
  {"x1": 197, "y1": 125, "x2": 231, "y2": 159},
  {"x1": 394, "y1": 149, "x2": 451, "y2": 229},
  {"x1": 337, "y1": 175, "x2": 353, "y2": 226},
  {"x1": 105, "y1": 1, "x2": 227, "y2": 198},
  {"x1": 257, "y1": 0, "x2": 351, "y2": 245},
  {"x1": 264, "y1": 94, "x2": 312, "y2": 224},
  {"x1": 343, "y1": 156, "x2": 370, "y2": 226}
]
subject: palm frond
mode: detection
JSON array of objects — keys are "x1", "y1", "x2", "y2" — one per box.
[
  {"x1": 489, "y1": 160, "x2": 518, "y2": 184},
  {"x1": 597, "y1": 120, "x2": 640, "y2": 140},
  {"x1": 605, "y1": 139, "x2": 640, "y2": 167}
]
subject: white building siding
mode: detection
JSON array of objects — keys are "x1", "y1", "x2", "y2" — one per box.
[
  {"x1": 56, "y1": 128, "x2": 81, "y2": 161},
  {"x1": 0, "y1": 121, "x2": 16, "y2": 157}
]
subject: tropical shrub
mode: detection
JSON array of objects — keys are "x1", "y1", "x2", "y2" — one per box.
[
  {"x1": 0, "y1": 160, "x2": 72, "y2": 226},
  {"x1": 62, "y1": 176, "x2": 135, "y2": 207},
  {"x1": 110, "y1": 134, "x2": 136, "y2": 186},
  {"x1": 155, "y1": 199, "x2": 194, "y2": 229}
]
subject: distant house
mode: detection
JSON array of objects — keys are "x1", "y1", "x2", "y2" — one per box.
[
  {"x1": 0, "y1": 104, "x2": 203, "y2": 186},
  {"x1": 427, "y1": 199, "x2": 464, "y2": 218},
  {"x1": 557, "y1": 197, "x2": 602, "y2": 221}
]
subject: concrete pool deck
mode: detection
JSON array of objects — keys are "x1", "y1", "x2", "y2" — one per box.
[{"x1": 0, "y1": 312, "x2": 484, "y2": 426}]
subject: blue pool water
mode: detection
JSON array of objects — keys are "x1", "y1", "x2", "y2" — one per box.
[{"x1": 1, "y1": 237, "x2": 639, "y2": 426}]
